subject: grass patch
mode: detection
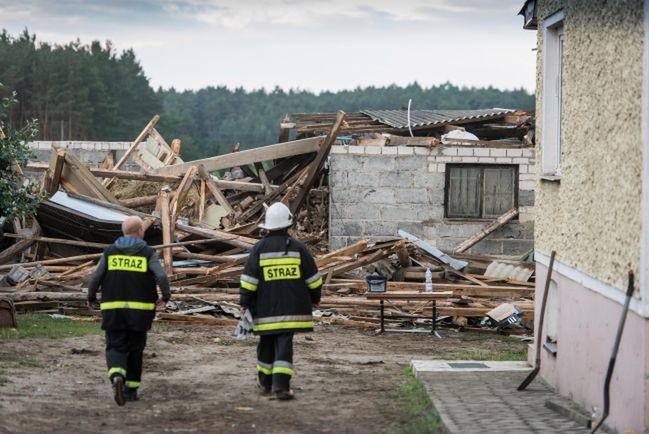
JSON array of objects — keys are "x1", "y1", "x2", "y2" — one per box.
[
  {"x1": 391, "y1": 367, "x2": 442, "y2": 434},
  {"x1": 0, "y1": 314, "x2": 101, "y2": 341},
  {"x1": 441, "y1": 347, "x2": 527, "y2": 361}
]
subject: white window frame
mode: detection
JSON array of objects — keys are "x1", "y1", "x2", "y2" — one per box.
[{"x1": 541, "y1": 10, "x2": 565, "y2": 177}]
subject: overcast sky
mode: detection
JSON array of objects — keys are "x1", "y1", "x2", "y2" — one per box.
[{"x1": 0, "y1": 0, "x2": 537, "y2": 93}]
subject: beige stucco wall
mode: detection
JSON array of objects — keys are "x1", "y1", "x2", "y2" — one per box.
[{"x1": 535, "y1": 0, "x2": 644, "y2": 291}]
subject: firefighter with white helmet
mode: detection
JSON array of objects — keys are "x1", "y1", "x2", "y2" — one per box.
[{"x1": 239, "y1": 202, "x2": 322, "y2": 400}]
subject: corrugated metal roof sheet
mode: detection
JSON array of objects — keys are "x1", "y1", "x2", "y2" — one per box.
[
  {"x1": 361, "y1": 108, "x2": 515, "y2": 129},
  {"x1": 484, "y1": 261, "x2": 534, "y2": 282}
]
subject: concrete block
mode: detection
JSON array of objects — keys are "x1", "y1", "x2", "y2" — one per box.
[
  {"x1": 397, "y1": 146, "x2": 414, "y2": 155},
  {"x1": 381, "y1": 146, "x2": 398, "y2": 155},
  {"x1": 474, "y1": 148, "x2": 490, "y2": 157},
  {"x1": 395, "y1": 188, "x2": 428, "y2": 204},
  {"x1": 427, "y1": 189, "x2": 445, "y2": 206},
  {"x1": 396, "y1": 221, "x2": 425, "y2": 236},
  {"x1": 338, "y1": 220, "x2": 364, "y2": 237},
  {"x1": 396, "y1": 156, "x2": 427, "y2": 171},
  {"x1": 347, "y1": 171, "x2": 380, "y2": 187},
  {"x1": 437, "y1": 163, "x2": 446, "y2": 173},
  {"x1": 361, "y1": 155, "x2": 396, "y2": 172},
  {"x1": 520, "y1": 180, "x2": 536, "y2": 191},
  {"x1": 413, "y1": 172, "x2": 445, "y2": 190},
  {"x1": 330, "y1": 201, "x2": 380, "y2": 220},
  {"x1": 457, "y1": 148, "x2": 473, "y2": 157},
  {"x1": 478, "y1": 157, "x2": 496, "y2": 163},
  {"x1": 362, "y1": 188, "x2": 396, "y2": 204},
  {"x1": 501, "y1": 239, "x2": 535, "y2": 255},
  {"x1": 348, "y1": 145, "x2": 365, "y2": 154},
  {"x1": 467, "y1": 239, "x2": 504, "y2": 255},
  {"x1": 331, "y1": 155, "x2": 364, "y2": 172},
  {"x1": 331, "y1": 145, "x2": 348, "y2": 154},
  {"x1": 491, "y1": 148, "x2": 507, "y2": 157},
  {"x1": 329, "y1": 170, "x2": 347, "y2": 188},
  {"x1": 459, "y1": 156, "x2": 478, "y2": 163},
  {"x1": 413, "y1": 147, "x2": 430, "y2": 156},
  {"x1": 364, "y1": 146, "x2": 382, "y2": 155},
  {"x1": 519, "y1": 190, "x2": 535, "y2": 207},
  {"x1": 380, "y1": 205, "x2": 418, "y2": 221},
  {"x1": 513, "y1": 157, "x2": 529, "y2": 165},
  {"x1": 519, "y1": 173, "x2": 536, "y2": 182},
  {"x1": 522, "y1": 148, "x2": 535, "y2": 158},
  {"x1": 330, "y1": 187, "x2": 364, "y2": 203},
  {"x1": 436, "y1": 156, "x2": 454, "y2": 163},
  {"x1": 490, "y1": 221, "x2": 535, "y2": 240},
  {"x1": 441, "y1": 147, "x2": 457, "y2": 156},
  {"x1": 363, "y1": 220, "x2": 399, "y2": 237},
  {"x1": 416, "y1": 205, "x2": 444, "y2": 221},
  {"x1": 519, "y1": 165, "x2": 528, "y2": 174},
  {"x1": 379, "y1": 172, "x2": 414, "y2": 188},
  {"x1": 495, "y1": 157, "x2": 513, "y2": 164},
  {"x1": 428, "y1": 163, "x2": 438, "y2": 172},
  {"x1": 526, "y1": 164, "x2": 536, "y2": 174},
  {"x1": 329, "y1": 236, "x2": 352, "y2": 251},
  {"x1": 506, "y1": 149, "x2": 523, "y2": 157}
]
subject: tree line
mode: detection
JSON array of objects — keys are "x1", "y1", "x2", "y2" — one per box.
[{"x1": 0, "y1": 30, "x2": 535, "y2": 161}]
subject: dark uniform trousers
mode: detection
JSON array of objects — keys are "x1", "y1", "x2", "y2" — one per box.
[
  {"x1": 106, "y1": 329, "x2": 147, "y2": 389},
  {"x1": 257, "y1": 332, "x2": 294, "y2": 391}
]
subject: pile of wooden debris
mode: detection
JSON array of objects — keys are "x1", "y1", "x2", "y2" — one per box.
[{"x1": 0, "y1": 111, "x2": 536, "y2": 335}]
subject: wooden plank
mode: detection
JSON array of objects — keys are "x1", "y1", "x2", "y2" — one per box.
[
  {"x1": 60, "y1": 149, "x2": 120, "y2": 204},
  {"x1": 163, "y1": 138, "x2": 182, "y2": 165},
  {"x1": 2, "y1": 233, "x2": 107, "y2": 249},
  {"x1": 0, "y1": 238, "x2": 36, "y2": 265},
  {"x1": 48, "y1": 147, "x2": 66, "y2": 195},
  {"x1": 160, "y1": 190, "x2": 173, "y2": 275},
  {"x1": 197, "y1": 164, "x2": 234, "y2": 214},
  {"x1": 119, "y1": 195, "x2": 158, "y2": 208},
  {"x1": 170, "y1": 166, "x2": 198, "y2": 222},
  {"x1": 155, "y1": 136, "x2": 322, "y2": 176},
  {"x1": 454, "y1": 208, "x2": 519, "y2": 253},
  {"x1": 366, "y1": 291, "x2": 453, "y2": 301},
  {"x1": 291, "y1": 111, "x2": 345, "y2": 214},
  {"x1": 104, "y1": 114, "x2": 160, "y2": 186},
  {"x1": 198, "y1": 180, "x2": 206, "y2": 223}
]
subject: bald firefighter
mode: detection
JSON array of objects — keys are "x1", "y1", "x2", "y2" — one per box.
[
  {"x1": 88, "y1": 216, "x2": 170, "y2": 405},
  {"x1": 239, "y1": 202, "x2": 322, "y2": 400}
]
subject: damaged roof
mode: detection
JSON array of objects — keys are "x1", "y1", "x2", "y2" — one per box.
[{"x1": 361, "y1": 108, "x2": 516, "y2": 129}]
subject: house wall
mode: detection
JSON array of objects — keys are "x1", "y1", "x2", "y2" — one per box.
[
  {"x1": 536, "y1": 259, "x2": 649, "y2": 433},
  {"x1": 328, "y1": 144, "x2": 535, "y2": 255},
  {"x1": 535, "y1": 0, "x2": 644, "y2": 291},
  {"x1": 534, "y1": 1, "x2": 649, "y2": 432},
  {"x1": 28, "y1": 141, "x2": 139, "y2": 171}
]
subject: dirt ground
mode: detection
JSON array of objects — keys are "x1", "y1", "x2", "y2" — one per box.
[{"x1": 0, "y1": 323, "x2": 526, "y2": 434}]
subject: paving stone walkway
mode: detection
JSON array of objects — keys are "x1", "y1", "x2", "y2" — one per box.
[{"x1": 413, "y1": 362, "x2": 589, "y2": 433}]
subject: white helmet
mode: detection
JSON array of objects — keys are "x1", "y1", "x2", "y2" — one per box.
[{"x1": 259, "y1": 202, "x2": 293, "y2": 230}]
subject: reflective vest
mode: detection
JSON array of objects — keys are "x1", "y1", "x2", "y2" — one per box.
[
  {"x1": 240, "y1": 234, "x2": 322, "y2": 335},
  {"x1": 100, "y1": 244, "x2": 158, "y2": 331}
]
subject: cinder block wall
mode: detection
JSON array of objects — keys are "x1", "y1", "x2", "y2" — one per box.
[
  {"x1": 329, "y1": 145, "x2": 536, "y2": 256},
  {"x1": 28, "y1": 141, "x2": 139, "y2": 171}
]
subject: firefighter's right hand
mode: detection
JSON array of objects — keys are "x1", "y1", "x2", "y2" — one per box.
[
  {"x1": 86, "y1": 299, "x2": 98, "y2": 310},
  {"x1": 156, "y1": 300, "x2": 167, "y2": 311}
]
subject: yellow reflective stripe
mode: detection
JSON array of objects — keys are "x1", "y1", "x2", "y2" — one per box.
[
  {"x1": 307, "y1": 277, "x2": 322, "y2": 289},
  {"x1": 257, "y1": 364, "x2": 272, "y2": 375},
  {"x1": 259, "y1": 257, "x2": 301, "y2": 267},
  {"x1": 272, "y1": 366, "x2": 294, "y2": 376},
  {"x1": 108, "y1": 367, "x2": 126, "y2": 378},
  {"x1": 253, "y1": 321, "x2": 313, "y2": 332},
  {"x1": 125, "y1": 381, "x2": 140, "y2": 388},
  {"x1": 240, "y1": 280, "x2": 257, "y2": 291},
  {"x1": 107, "y1": 255, "x2": 147, "y2": 272},
  {"x1": 100, "y1": 301, "x2": 156, "y2": 311}
]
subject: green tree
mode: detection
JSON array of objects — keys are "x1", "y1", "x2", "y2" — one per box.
[{"x1": 0, "y1": 85, "x2": 42, "y2": 219}]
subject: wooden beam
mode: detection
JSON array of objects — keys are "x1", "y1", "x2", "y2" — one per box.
[
  {"x1": 104, "y1": 114, "x2": 160, "y2": 186},
  {"x1": 119, "y1": 195, "x2": 158, "y2": 208},
  {"x1": 197, "y1": 165, "x2": 234, "y2": 214},
  {"x1": 2, "y1": 233, "x2": 107, "y2": 249},
  {"x1": 198, "y1": 180, "x2": 206, "y2": 223},
  {"x1": 291, "y1": 111, "x2": 345, "y2": 214},
  {"x1": 159, "y1": 190, "x2": 173, "y2": 275},
  {"x1": 254, "y1": 162, "x2": 273, "y2": 195},
  {"x1": 454, "y1": 208, "x2": 519, "y2": 254},
  {"x1": 155, "y1": 136, "x2": 322, "y2": 176}
]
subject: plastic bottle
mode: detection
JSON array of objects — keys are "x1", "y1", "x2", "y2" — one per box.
[{"x1": 425, "y1": 268, "x2": 433, "y2": 292}]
